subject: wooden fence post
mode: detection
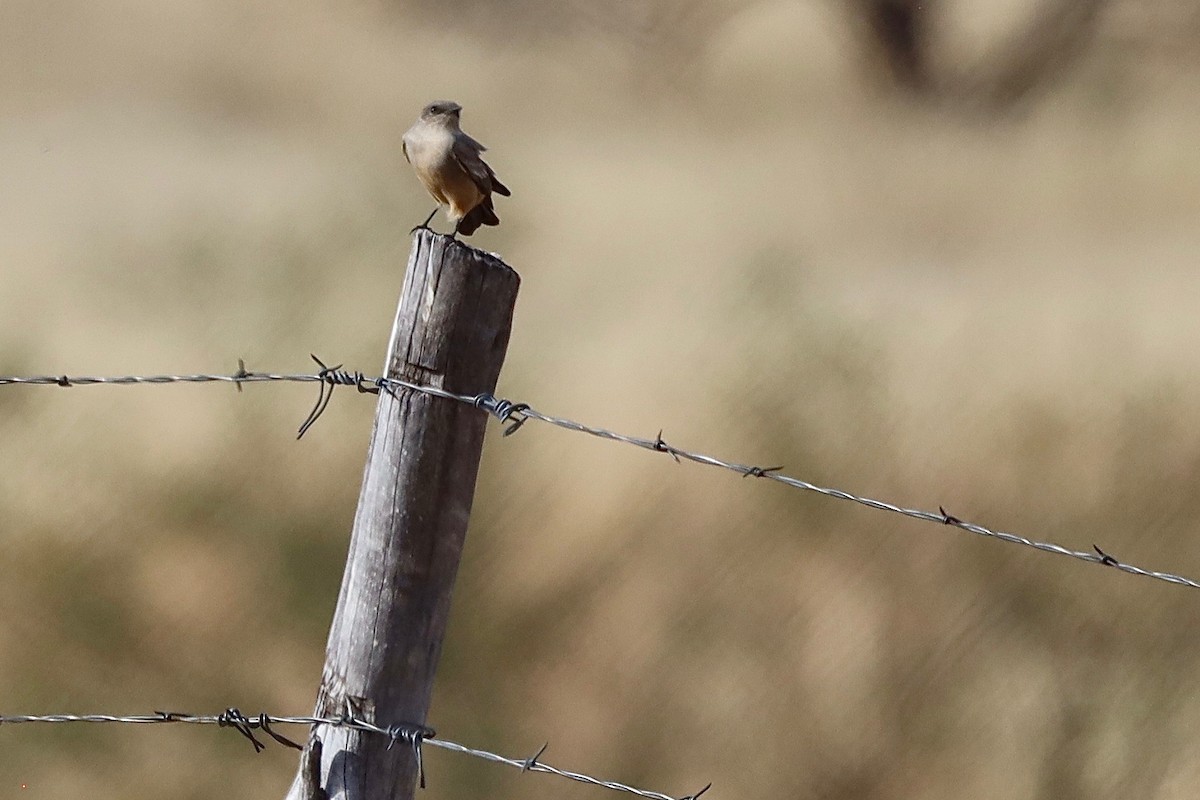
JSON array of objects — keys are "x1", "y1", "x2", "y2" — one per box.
[{"x1": 284, "y1": 229, "x2": 520, "y2": 800}]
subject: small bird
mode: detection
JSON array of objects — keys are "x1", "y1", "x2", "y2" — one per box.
[{"x1": 402, "y1": 101, "x2": 511, "y2": 238}]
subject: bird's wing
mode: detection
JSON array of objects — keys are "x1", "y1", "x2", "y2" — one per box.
[
  {"x1": 450, "y1": 135, "x2": 494, "y2": 195},
  {"x1": 460, "y1": 134, "x2": 511, "y2": 195},
  {"x1": 460, "y1": 133, "x2": 488, "y2": 152},
  {"x1": 488, "y1": 168, "x2": 511, "y2": 197}
]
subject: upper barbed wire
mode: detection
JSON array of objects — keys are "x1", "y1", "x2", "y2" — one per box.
[{"x1": 2, "y1": 359, "x2": 1198, "y2": 590}]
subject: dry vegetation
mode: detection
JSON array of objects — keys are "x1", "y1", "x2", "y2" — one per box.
[{"x1": 3, "y1": 1, "x2": 1200, "y2": 798}]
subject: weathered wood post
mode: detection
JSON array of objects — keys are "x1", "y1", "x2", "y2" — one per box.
[{"x1": 284, "y1": 229, "x2": 520, "y2": 800}]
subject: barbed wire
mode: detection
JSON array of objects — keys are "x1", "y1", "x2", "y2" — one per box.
[
  {"x1": 0, "y1": 710, "x2": 708, "y2": 800},
  {"x1": 2, "y1": 357, "x2": 1198, "y2": 590}
]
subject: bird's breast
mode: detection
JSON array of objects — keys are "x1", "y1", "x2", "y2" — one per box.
[
  {"x1": 402, "y1": 125, "x2": 483, "y2": 218},
  {"x1": 403, "y1": 127, "x2": 452, "y2": 168}
]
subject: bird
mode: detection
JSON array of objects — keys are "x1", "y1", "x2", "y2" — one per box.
[{"x1": 402, "y1": 101, "x2": 510, "y2": 238}]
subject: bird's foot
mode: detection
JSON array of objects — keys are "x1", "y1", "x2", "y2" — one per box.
[{"x1": 411, "y1": 207, "x2": 440, "y2": 234}]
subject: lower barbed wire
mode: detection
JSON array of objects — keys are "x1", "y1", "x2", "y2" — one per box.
[{"x1": 0, "y1": 711, "x2": 699, "y2": 800}]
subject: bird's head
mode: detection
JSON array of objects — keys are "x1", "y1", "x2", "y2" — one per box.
[{"x1": 420, "y1": 101, "x2": 463, "y2": 128}]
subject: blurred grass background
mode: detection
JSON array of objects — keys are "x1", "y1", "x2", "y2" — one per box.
[{"x1": 3, "y1": 0, "x2": 1200, "y2": 798}]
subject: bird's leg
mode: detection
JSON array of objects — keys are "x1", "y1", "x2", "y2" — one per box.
[{"x1": 410, "y1": 207, "x2": 439, "y2": 234}]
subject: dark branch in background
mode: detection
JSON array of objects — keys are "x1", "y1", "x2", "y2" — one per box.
[
  {"x1": 846, "y1": 0, "x2": 1112, "y2": 108},
  {"x1": 851, "y1": 0, "x2": 934, "y2": 93},
  {"x1": 960, "y1": 0, "x2": 1112, "y2": 109}
]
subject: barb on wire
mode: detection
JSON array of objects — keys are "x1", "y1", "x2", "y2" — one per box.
[
  {"x1": 2, "y1": 362, "x2": 1199, "y2": 590},
  {"x1": 1093, "y1": 544, "x2": 1120, "y2": 567},
  {"x1": 522, "y1": 741, "x2": 549, "y2": 772},
  {"x1": 742, "y1": 465, "x2": 783, "y2": 479},
  {"x1": 473, "y1": 393, "x2": 530, "y2": 436},
  {"x1": 297, "y1": 354, "x2": 384, "y2": 439},
  {"x1": 0, "y1": 712, "x2": 698, "y2": 800},
  {"x1": 217, "y1": 707, "x2": 270, "y2": 752},
  {"x1": 386, "y1": 722, "x2": 435, "y2": 788}
]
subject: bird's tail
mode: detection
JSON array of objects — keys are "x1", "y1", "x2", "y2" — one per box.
[{"x1": 456, "y1": 196, "x2": 500, "y2": 236}]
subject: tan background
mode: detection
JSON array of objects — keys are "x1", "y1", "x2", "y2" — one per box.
[{"x1": 3, "y1": 1, "x2": 1200, "y2": 798}]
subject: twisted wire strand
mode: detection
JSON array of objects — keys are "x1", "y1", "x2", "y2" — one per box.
[
  {"x1": 0, "y1": 712, "x2": 703, "y2": 800},
  {"x1": 511, "y1": 407, "x2": 1200, "y2": 588},
  {"x1": 0, "y1": 372, "x2": 319, "y2": 387},
  {"x1": 2, "y1": 363, "x2": 1198, "y2": 589}
]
